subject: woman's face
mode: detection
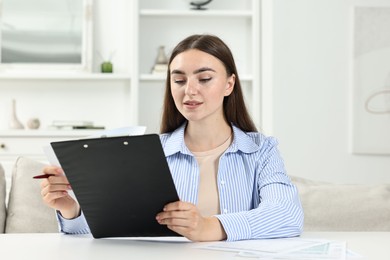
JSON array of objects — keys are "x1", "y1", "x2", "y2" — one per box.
[{"x1": 170, "y1": 49, "x2": 235, "y2": 124}]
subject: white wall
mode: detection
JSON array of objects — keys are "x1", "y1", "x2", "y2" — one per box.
[
  {"x1": 2, "y1": 0, "x2": 388, "y2": 184},
  {"x1": 272, "y1": 0, "x2": 390, "y2": 184}
]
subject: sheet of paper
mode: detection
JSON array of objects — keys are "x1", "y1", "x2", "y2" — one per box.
[
  {"x1": 198, "y1": 237, "x2": 326, "y2": 254},
  {"x1": 106, "y1": 236, "x2": 191, "y2": 243},
  {"x1": 282, "y1": 240, "x2": 347, "y2": 260},
  {"x1": 346, "y1": 249, "x2": 364, "y2": 259},
  {"x1": 197, "y1": 238, "x2": 347, "y2": 260},
  {"x1": 86, "y1": 126, "x2": 146, "y2": 138}
]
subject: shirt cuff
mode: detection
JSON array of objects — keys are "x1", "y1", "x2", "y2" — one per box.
[
  {"x1": 215, "y1": 212, "x2": 251, "y2": 241},
  {"x1": 56, "y1": 211, "x2": 90, "y2": 234}
]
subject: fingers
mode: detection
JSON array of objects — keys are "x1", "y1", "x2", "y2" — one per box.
[
  {"x1": 41, "y1": 181, "x2": 70, "y2": 200},
  {"x1": 163, "y1": 201, "x2": 193, "y2": 211},
  {"x1": 38, "y1": 166, "x2": 80, "y2": 217},
  {"x1": 40, "y1": 166, "x2": 69, "y2": 188},
  {"x1": 42, "y1": 190, "x2": 68, "y2": 203},
  {"x1": 41, "y1": 183, "x2": 70, "y2": 196},
  {"x1": 156, "y1": 201, "x2": 195, "y2": 222},
  {"x1": 158, "y1": 216, "x2": 198, "y2": 229},
  {"x1": 40, "y1": 176, "x2": 69, "y2": 189},
  {"x1": 42, "y1": 165, "x2": 64, "y2": 176},
  {"x1": 157, "y1": 211, "x2": 189, "y2": 225},
  {"x1": 156, "y1": 202, "x2": 207, "y2": 241},
  {"x1": 40, "y1": 166, "x2": 71, "y2": 205},
  {"x1": 156, "y1": 201, "x2": 199, "y2": 226}
]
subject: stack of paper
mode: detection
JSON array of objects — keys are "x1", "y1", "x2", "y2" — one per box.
[{"x1": 197, "y1": 237, "x2": 362, "y2": 260}]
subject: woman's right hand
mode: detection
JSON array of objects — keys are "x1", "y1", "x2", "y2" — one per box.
[{"x1": 40, "y1": 166, "x2": 80, "y2": 219}]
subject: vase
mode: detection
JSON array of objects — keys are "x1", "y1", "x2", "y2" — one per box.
[
  {"x1": 27, "y1": 118, "x2": 40, "y2": 129},
  {"x1": 9, "y1": 99, "x2": 24, "y2": 129},
  {"x1": 101, "y1": 61, "x2": 113, "y2": 73},
  {"x1": 155, "y1": 46, "x2": 168, "y2": 64}
]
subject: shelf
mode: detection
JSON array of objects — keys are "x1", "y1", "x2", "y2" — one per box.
[
  {"x1": 140, "y1": 9, "x2": 252, "y2": 17},
  {"x1": 0, "y1": 129, "x2": 102, "y2": 138},
  {"x1": 140, "y1": 74, "x2": 253, "y2": 82},
  {"x1": 140, "y1": 74, "x2": 166, "y2": 81},
  {"x1": 0, "y1": 73, "x2": 131, "y2": 81}
]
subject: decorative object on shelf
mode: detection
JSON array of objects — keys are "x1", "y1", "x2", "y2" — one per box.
[
  {"x1": 26, "y1": 118, "x2": 41, "y2": 130},
  {"x1": 190, "y1": 0, "x2": 213, "y2": 10},
  {"x1": 101, "y1": 61, "x2": 113, "y2": 73},
  {"x1": 152, "y1": 46, "x2": 168, "y2": 75},
  {"x1": 9, "y1": 99, "x2": 24, "y2": 130},
  {"x1": 97, "y1": 50, "x2": 116, "y2": 73}
]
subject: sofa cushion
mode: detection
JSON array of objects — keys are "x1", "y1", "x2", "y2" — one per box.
[
  {"x1": 291, "y1": 176, "x2": 390, "y2": 231},
  {"x1": 5, "y1": 157, "x2": 58, "y2": 233},
  {"x1": 0, "y1": 163, "x2": 5, "y2": 233}
]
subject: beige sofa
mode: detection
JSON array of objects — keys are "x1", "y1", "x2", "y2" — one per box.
[
  {"x1": 291, "y1": 176, "x2": 390, "y2": 231},
  {"x1": 0, "y1": 157, "x2": 58, "y2": 233},
  {"x1": 0, "y1": 156, "x2": 389, "y2": 233}
]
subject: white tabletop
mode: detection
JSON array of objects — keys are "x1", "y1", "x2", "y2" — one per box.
[
  {"x1": 0, "y1": 232, "x2": 388, "y2": 260},
  {"x1": 302, "y1": 232, "x2": 390, "y2": 260}
]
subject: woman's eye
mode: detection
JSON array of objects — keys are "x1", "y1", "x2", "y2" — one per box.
[
  {"x1": 173, "y1": 79, "x2": 186, "y2": 84},
  {"x1": 199, "y1": 78, "x2": 211, "y2": 83}
]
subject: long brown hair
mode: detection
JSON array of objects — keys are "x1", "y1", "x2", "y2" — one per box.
[{"x1": 160, "y1": 34, "x2": 257, "y2": 133}]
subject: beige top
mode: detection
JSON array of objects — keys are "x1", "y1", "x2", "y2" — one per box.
[{"x1": 192, "y1": 135, "x2": 232, "y2": 216}]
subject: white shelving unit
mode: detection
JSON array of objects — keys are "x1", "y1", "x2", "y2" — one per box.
[
  {"x1": 133, "y1": 0, "x2": 260, "y2": 133},
  {"x1": 0, "y1": 0, "x2": 263, "y2": 185},
  {"x1": 0, "y1": 0, "x2": 261, "y2": 133},
  {"x1": 0, "y1": 73, "x2": 131, "y2": 81},
  {"x1": 139, "y1": 9, "x2": 253, "y2": 17}
]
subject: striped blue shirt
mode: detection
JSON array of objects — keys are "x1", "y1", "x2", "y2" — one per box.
[{"x1": 59, "y1": 123, "x2": 304, "y2": 241}]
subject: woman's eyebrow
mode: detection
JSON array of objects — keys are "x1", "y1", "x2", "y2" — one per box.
[
  {"x1": 194, "y1": 67, "x2": 215, "y2": 74},
  {"x1": 171, "y1": 67, "x2": 215, "y2": 75},
  {"x1": 171, "y1": 69, "x2": 184, "y2": 75}
]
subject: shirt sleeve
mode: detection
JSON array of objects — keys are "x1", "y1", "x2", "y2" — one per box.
[
  {"x1": 215, "y1": 138, "x2": 304, "y2": 241},
  {"x1": 56, "y1": 211, "x2": 91, "y2": 234}
]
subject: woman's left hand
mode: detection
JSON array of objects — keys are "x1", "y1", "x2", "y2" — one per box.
[{"x1": 156, "y1": 201, "x2": 226, "y2": 241}]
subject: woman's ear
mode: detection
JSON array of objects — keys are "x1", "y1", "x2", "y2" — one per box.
[{"x1": 224, "y1": 74, "x2": 236, "y2": 96}]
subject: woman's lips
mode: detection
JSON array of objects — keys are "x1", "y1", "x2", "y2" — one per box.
[{"x1": 183, "y1": 101, "x2": 203, "y2": 109}]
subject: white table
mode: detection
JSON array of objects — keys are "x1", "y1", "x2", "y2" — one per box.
[{"x1": 0, "y1": 232, "x2": 388, "y2": 260}]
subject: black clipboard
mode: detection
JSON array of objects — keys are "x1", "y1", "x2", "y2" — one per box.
[{"x1": 51, "y1": 134, "x2": 180, "y2": 238}]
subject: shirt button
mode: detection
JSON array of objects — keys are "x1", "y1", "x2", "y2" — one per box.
[
  {"x1": 223, "y1": 209, "x2": 228, "y2": 214},
  {"x1": 220, "y1": 180, "x2": 225, "y2": 185}
]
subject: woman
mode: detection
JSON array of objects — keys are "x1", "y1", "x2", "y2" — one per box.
[{"x1": 40, "y1": 34, "x2": 303, "y2": 242}]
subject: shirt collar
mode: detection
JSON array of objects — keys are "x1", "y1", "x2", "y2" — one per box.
[
  {"x1": 228, "y1": 124, "x2": 260, "y2": 154},
  {"x1": 163, "y1": 122, "x2": 260, "y2": 157},
  {"x1": 163, "y1": 123, "x2": 191, "y2": 156}
]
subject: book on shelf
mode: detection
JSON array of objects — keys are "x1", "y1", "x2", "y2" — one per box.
[
  {"x1": 152, "y1": 64, "x2": 168, "y2": 75},
  {"x1": 51, "y1": 120, "x2": 94, "y2": 127},
  {"x1": 47, "y1": 125, "x2": 105, "y2": 130}
]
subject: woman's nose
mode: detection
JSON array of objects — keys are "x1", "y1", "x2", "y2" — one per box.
[{"x1": 185, "y1": 80, "x2": 198, "y2": 96}]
